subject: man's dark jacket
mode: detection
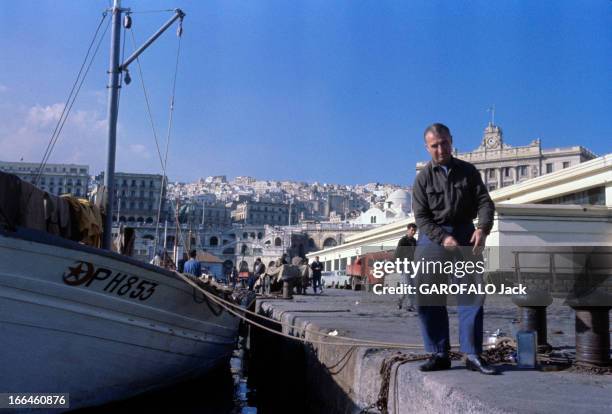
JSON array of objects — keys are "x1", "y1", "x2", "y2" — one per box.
[
  {"x1": 310, "y1": 261, "x2": 323, "y2": 277},
  {"x1": 395, "y1": 235, "x2": 416, "y2": 261},
  {"x1": 412, "y1": 156, "x2": 494, "y2": 245}
]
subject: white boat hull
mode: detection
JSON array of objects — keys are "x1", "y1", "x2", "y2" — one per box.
[{"x1": 0, "y1": 229, "x2": 240, "y2": 410}]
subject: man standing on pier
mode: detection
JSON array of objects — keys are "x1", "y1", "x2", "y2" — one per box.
[
  {"x1": 310, "y1": 256, "x2": 323, "y2": 294},
  {"x1": 412, "y1": 123, "x2": 497, "y2": 375},
  {"x1": 395, "y1": 223, "x2": 417, "y2": 311}
]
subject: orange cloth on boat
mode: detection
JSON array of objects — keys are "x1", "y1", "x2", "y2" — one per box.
[{"x1": 61, "y1": 196, "x2": 103, "y2": 248}]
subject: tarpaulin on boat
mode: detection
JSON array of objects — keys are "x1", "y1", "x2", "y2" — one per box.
[{"x1": 0, "y1": 171, "x2": 103, "y2": 247}]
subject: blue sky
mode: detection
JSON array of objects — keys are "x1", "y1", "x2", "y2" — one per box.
[{"x1": 0, "y1": 0, "x2": 610, "y2": 186}]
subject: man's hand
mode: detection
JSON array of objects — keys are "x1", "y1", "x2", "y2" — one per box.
[
  {"x1": 470, "y1": 228, "x2": 487, "y2": 255},
  {"x1": 442, "y1": 235, "x2": 459, "y2": 250}
]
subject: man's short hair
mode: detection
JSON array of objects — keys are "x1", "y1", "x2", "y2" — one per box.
[
  {"x1": 189, "y1": 249, "x2": 197, "y2": 258},
  {"x1": 407, "y1": 223, "x2": 417, "y2": 231},
  {"x1": 424, "y1": 123, "x2": 452, "y2": 141}
]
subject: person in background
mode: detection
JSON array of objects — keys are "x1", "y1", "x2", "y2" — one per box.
[
  {"x1": 177, "y1": 252, "x2": 189, "y2": 273},
  {"x1": 183, "y1": 249, "x2": 202, "y2": 277},
  {"x1": 251, "y1": 258, "x2": 266, "y2": 291},
  {"x1": 150, "y1": 252, "x2": 162, "y2": 266},
  {"x1": 396, "y1": 223, "x2": 417, "y2": 311},
  {"x1": 231, "y1": 266, "x2": 238, "y2": 288},
  {"x1": 310, "y1": 256, "x2": 323, "y2": 294}
]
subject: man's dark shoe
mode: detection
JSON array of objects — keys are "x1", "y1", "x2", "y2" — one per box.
[
  {"x1": 419, "y1": 355, "x2": 451, "y2": 372},
  {"x1": 465, "y1": 355, "x2": 498, "y2": 375}
]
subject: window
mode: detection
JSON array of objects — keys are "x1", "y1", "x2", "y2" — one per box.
[
  {"x1": 519, "y1": 166, "x2": 528, "y2": 176},
  {"x1": 538, "y1": 186, "x2": 605, "y2": 206},
  {"x1": 504, "y1": 167, "x2": 510, "y2": 177},
  {"x1": 488, "y1": 169, "x2": 495, "y2": 179},
  {"x1": 563, "y1": 161, "x2": 570, "y2": 169},
  {"x1": 370, "y1": 216, "x2": 377, "y2": 224},
  {"x1": 546, "y1": 163, "x2": 553, "y2": 174}
]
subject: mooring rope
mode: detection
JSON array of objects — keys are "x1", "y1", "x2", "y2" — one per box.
[{"x1": 174, "y1": 271, "x2": 490, "y2": 350}]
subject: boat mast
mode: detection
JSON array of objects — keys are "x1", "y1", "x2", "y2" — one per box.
[
  {"x1": 102, "y1": 0, "x2": 123, "y2": 250},
  {"x1": 102, "y1": 2, "x2": 185, "y2": 250}
]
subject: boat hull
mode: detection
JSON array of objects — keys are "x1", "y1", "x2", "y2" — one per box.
[{"x1": 0, "y1": 229, "x2": 239, "y2": 410}]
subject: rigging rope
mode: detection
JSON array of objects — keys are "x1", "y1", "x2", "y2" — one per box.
[
  {"x1": 126, "y1": 16, "x2": 185, "y2": 256},
  {"x1": 32, "y1": 12, "x2": 109, "y2": 189}
]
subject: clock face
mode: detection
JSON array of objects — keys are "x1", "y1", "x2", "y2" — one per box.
[{"x1": 486, "y1": 137, "x2": 499, "y2": 148}]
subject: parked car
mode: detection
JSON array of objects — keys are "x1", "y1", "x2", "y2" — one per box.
[{"x1": 321, "y1": 270, "x2": 351, "y2": 289}]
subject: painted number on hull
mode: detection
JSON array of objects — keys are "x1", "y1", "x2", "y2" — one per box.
[{"x1": 62, "y1": 261, "x2": 157, "y2": 301}]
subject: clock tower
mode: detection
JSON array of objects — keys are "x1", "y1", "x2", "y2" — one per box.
[{"x1": 482, "y1": 122, "x2": 503, "y2": 150}]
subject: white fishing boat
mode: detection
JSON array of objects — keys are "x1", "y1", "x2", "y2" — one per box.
[
  {"x1": 0, "y1": 227, "x2": 243, "y2": 409},
  {"x1": 0, "y1": 1, "x2": 248, "y2": 410}
]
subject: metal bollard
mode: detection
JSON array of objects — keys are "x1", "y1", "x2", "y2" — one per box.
[
  {"x1": 571, "y1": 306, "x2": 610, "y2": 367},
  {"x1": 282, "y1": 280, "x2": 293, "y2": 299},
  {"x1": 567, "y1": 287, "x2": 611, "y2": 367},
  {"x1": 512, "y1": 290, "x2": 553, "y2": 352},
  {"x1": 519, "y1": 306, "x2": 551, "y2": 352}
]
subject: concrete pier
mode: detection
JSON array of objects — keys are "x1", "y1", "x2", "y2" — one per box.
[{"x1": 254, "y1": 289, "x2": 611, "y2": 414}]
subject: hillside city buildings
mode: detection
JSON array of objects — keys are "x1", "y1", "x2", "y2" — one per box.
[{"x1": 1, "y1": 121, "x2": 601, "y2": 276}]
